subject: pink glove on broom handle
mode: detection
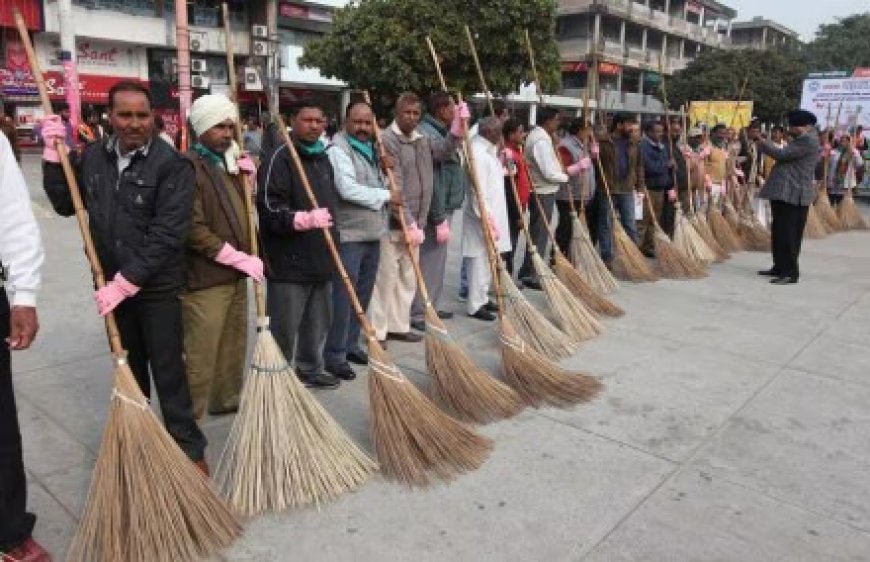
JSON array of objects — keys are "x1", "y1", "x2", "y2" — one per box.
[
  {"x1": 590, "y1": 142, "x2": 600, "y2": 158},
  {"x1": 566, "y1": 157, "x2": 591, "y2": 176},
  {"x1": 40, "y1": 115, "x2": 67, "y2": 163},
  {"x1": 293, "y1": 208, "x2": 333, "y2": 231},
  {"x1": 450, "y1": 102, "x2": 471, "y2": 137},
  {"x1": 94, "y1": 273, "x2": 140, "y2": 317},
  {"x1": 435, "y1": 220, "x2": 451, "y2": 244},
  {"x1": 237, "y1": 152, "x2": 256, "y2": 176},
  {"x1": 215, "y1": 242, "x2": 264, "y2": 283},
  {"x1": 487, "y1": 213, "x2": 500, "y2": 241}
]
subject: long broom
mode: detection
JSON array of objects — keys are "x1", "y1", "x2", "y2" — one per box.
[
  {"x1": 803, "y1": 200, "x2": 829, "y2": 239},
  {"x1": 274, "y1": 118, "x2": 491, "y2": 487},
  {"x1": 642, "y1": 187, "x2": 707, "y2": 279},
  {"x1": 707, "y1": 198, "x2": 744, "y2": 253},
  {"x1": 838, "y1": 187, "x2": 869, "y2": 230},
  {"x1": 13, "y1": 11, "x2": 242, "y2": 561},
  {"x1": 365, "y1": 91, "x2": 524, "y2": 424},
  {"x1": 214, "y1": 6, "x2": 376, "y2": 516}
]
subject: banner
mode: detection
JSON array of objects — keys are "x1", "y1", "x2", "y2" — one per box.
[
  {"x1": 688, "y1": 100, "x2": 754, "y2": 129},
  {"x1": 800, "y1": 77, "x2": 870, "y2": 132}
]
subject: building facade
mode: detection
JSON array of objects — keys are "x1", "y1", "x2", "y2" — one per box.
[{"x1": 730, "y1": 17, "x2": 799, "y2": 50}]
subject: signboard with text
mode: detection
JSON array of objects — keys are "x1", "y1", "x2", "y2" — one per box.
[
  {"x1": 800, "y1": 77, "x2": 870, "y2": 132},
  {"x1": 689, "y1": 100, "x2": 754, "y2": 128}
]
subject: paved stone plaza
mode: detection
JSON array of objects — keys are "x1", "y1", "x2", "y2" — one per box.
[{"x1": 13, "y1": 154, "x2": 870, "y2": 561}]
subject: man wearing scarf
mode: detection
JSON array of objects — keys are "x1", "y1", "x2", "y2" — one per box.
[
  {"x1": 324, "y1": 100, "x2": 395, "y2": 380},
  {"x1": 183, "y1": 94, "x2": 262, "y2": 419},
  {"x1": 258, "y1": 101, "x2": 341, "y2": 388}
]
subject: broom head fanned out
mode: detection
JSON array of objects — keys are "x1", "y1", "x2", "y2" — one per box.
[
  {"x1": 67, "y1": 359, "x2": 242, "y2": 562},
  {"x1": 737, "y1": 212, "x2": 772, "y2": 251},
  {"x1": 569, "y1": 213, "x2": 619, "y2": 294},
  {"x1": 652, "y1": 225, "x2": 708, "y2": 279},
  {"x1": 816, "y1": 188, "x2": 843, "y2": 231},
  {"x1": 706, "y1": 204, "x2": 743, "y2": 252},
  {"x1": 611, "y1": 215, "x2": 659, "y2": 282},
  {"x1": 497, "y1": 267, "x2": 578, "y2": 359},
  {"x1": 691, "y1": 213, "x2": 730, "y2": 262},
  {"x1": 215, "y1": 321, "x2": 376, "y2": 517},
  {"x1": 803, "y1": 203, "x2": 829, "y2": 239},
  {"x1": 837, "y1": 191, "x2": 869, "y2": 230},
  {"x1": 553, "y1": 253, "x2": 624, "y2": 317},
  {"x1": 530, "y1": 251, "x2": 603, "y2": 342},
  {"x1": 722, "y1": 199, "x2": 742, "y2": 234},
  {"x1": 499, "y1": 316, "x2": 603, "y2": 408},
  {"x1": 423, "y1": 304, "x2": 525, "y2": 424},
  {"x1": 367, "y1": 338, "x2": 492, "y2": 487},
  {"x1": 674, "y1": 209, "x2": 715, "y2": 265}
]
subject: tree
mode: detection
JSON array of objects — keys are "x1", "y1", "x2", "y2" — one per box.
[
  {"x1": 805, "y1": 13, "x2": 870, "y2": 71},
  {"x1": 300, "y1": 0, "x2": 561, "y2": 99},
  {"x1": 666, "y1": 47, "x2": 809, "y2": 124}
]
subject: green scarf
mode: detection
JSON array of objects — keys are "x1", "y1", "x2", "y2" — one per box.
[
  {"x1": 298, "y1": 139, "x2": 326, "y2": 155},
  {"x1": 347, "y1": 135, "x2": 376, "y2": 164},
  {"x1": 192, "y1": 143, "x2": 225, "y2": 168}
]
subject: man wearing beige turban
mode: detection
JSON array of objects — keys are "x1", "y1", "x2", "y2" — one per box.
[{"x1": 183, "y1": 93, "x2": 262, "y2": 419}]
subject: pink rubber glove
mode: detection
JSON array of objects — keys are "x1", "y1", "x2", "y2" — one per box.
[
  {"x1": 293, "y1": 208, "x2": 333, "y2": 231},
  {"x1": 215, "y1": 242, "x2": 264, "y2": 283},
  {"x1": 487, "y1": 213, "x2": 500, "y2": 241},
  {"x1": 237, "y1": 153, "x2": 256, "y2": 176},
  {"x1": 40, "y1": 115, "x2": 66, "y2": 163},
  {"x1": 566, "y1": 159, "x2": 585, "y2": 176},
  {"x1": 405, "y1": 223, "x2": 425, "y2": 246},
  {"x1": 700, "y1": 145, "x2": 712, "y2": 158},
  {"x1": 450, "y1": 102, "x2": 471, "y2": 137},
  {"x1": 667, "y1": 188, "x2": 677, "y2": 202},
  {"x1": 853, "y1": 148, "x2": 862, "y2": 158},
  {"x1": 590, "y1": 142, "x2": 600, "y2": 158},
  {"x1": 435, "y1": 220, "x2": 450, "y2": 244},
  {"x1": 94, "y1": 273, "x2": 140, "y2": 317},
  {"x1": 735, "y1": 168, "x2": 745, "y2": 179},
  {"x1": 704, "y1": 174, "x2": 713, "y2": 188}
]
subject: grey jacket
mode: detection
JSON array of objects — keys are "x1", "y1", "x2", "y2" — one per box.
[
  {"x1": 381, "y1": 121, "x2": 456, "y2": 230},
  {"x1": 758, "y1": 131, "x2": 820, "y2": 206},
  {"x1": 418, "y1": 115, "x2": 465, "y2": 225},
  {"x1": 327, "y1": 132, "x2": 390, "y2": 243}
]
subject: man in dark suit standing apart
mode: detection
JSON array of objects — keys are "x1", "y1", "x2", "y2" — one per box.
[{"x1": 750, "y1": 110, "x2": 820, "y2": 285}]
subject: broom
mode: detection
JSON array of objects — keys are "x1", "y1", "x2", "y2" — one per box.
[
  {"x1": 642, "y1": 187, "x2": 707, "y2": 279},
  {"x1": 365, "y1": 91, "x2": 523, "y2": 424},
  {"x1": 707, "y1": 199, "x2": 743, "y2": 253},
  {"x1": 803, "y1": 201, "x2": 829, "y2": 239},
  {"x1": 274, "y1": 118, "x2": 491, "y2": 487},
  {"x1": 13, "y1": 11, "x2": 242, "y2": 561},
  {"x1": 838, "y1": 188, "x2": 869, "y2": 230},
  {"x1": 214, "y1": 5, "x2": 376, "y2": 516}
]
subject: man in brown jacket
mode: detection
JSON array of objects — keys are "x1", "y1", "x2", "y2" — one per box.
[{"x1": 183, "y1": 94, "x2": 263, "y2": 419}]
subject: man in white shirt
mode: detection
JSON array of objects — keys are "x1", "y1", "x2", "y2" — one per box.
[{"x1": 0, "y1": 132, "x2": 50, "y2": 561}]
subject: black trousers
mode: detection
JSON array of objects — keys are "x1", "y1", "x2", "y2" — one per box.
[
  {"x1": 0, "y1": 290, "x2": 35, "y2": 552},
  {"x1": 518, "y1": 192, "x2": 555, "y2": 281},
  {"x1": 554, "y1": 200, "x2": 574, "y2": 258},
  {"x1": 770, "y1": 200, "x2": 809, "y2": 279},
  {"x1": 114, "y1": 290, "x2": 206, "y2": 461},
  {"x1": 584, "y1": 188, "x2": 608, "y2": 248},
  {"x1": 502, "y1": 181, "x2": 523, "y2": 276}
]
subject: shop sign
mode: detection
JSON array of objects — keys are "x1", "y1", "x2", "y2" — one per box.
[
  {"x1": 561, "y1": 61, "x2": 588, "y2": 73},
  {"x1": 598, "y1": 62, "x2": 621, "y2": 76},
  {"x1": 36, "y1": 36, "x2": 144, "y2": 77}
]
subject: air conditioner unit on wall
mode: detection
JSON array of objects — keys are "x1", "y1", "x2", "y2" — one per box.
[
  {"x1": 252, "y1": 24, "x2": 268, "y2": 39},
  {"x1": 191, "y1": 59, "x2": 208, "y2": 72},
  {"x1": 190, "y1": 32, "x2": 207, "y2": 52},
  {"x1": 192, "y1": 75, "x2": 211, "y2": 89},
  {"x1": 243, "y1": 67, "x2": 263, "y2": 92},
  {"x1": 252, "y1": 40, "x2": 268, "y2": 57}
]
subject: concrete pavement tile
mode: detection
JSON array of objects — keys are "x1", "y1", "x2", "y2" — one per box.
[
  {"x1": 789, "y1": 336, "x2": 870, "y2": 387},
  {"x1": 16, "y1": 397, "x2": 94, "y2": 479},
  {"x1": 692, "y1": 371, "x2": 870, "y2": 532},
  {"x1": 543, "y1": 337, "x2": 781, "y2": 461},
  {"x1": 584, "y1": 469, "x2": 870, "y2": 562},
  {"x1": 35, "y1": 464, "x2": 93, "y2": 520},
  {"x1": 224, "y1": 413, "x2": 675, "y2": 562},
  {"x1": 26, "y1": 478, "x2": 77, "y2": 560}
]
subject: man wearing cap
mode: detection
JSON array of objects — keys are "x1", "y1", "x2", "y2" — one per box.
[
  {"x1": 750, "y1": 109, "x2": 820, "y2": 284},
  {"x1": 183, "y1": 94, "x2": 262, "y2": 419}
]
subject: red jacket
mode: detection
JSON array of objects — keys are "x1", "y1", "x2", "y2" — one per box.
[{"x1": 503, "y1": 144, "x2": 530, "y2": 208}]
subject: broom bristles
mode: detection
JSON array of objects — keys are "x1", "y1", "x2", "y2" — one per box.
[
  {"x1": 837, "y1": 192, "x2": 869, "y2": 230},
  {"x1": 553, "y1": 254, "x2": 624, "y2": 317},
  {"x1": 736, "y1": 212, "x2": 772, "y2": 252},
  {"x1": 803, "y1": 203, "x2": 829, "y2": 239},
  {"x1": 707, "y1": 206, "x2": 743, "y2": 252},
  {"x1": 531, "y1": 252, "x2": 603, "y2": 342},
  {"x1": 498, "y1": 267, "x2": 577, "y2": 359},
  {"x1": 691, "y1": 213, "x2": 729, "y2": 262},
  {"x1": 568, "y1": 214, "x2": 619, "y2": 294},
  {"x1": 611, "y1": 217, "x2": 658, "y2": 282},
  {"x1": 423, "y1": 305, "x2": 525, "y2": 424},
  {"x1": 499, "y1": 317, "x2": 603, "y2": 408},
  {"x1": 723, "y1": 200, "x2": 742, "y2": 235},
  {"x1": 816, "y1": 190, "x2": 843, "y2": 231},
  {"x1": 215, "y1": 326, "x2": 376, "y2": 516},
  {"x1": 674, "y1": 211, "x2": 715, "y2": 265},
  {"x1": 368, "y1": 341, "x2": 492, "y2": 487},
  {"x1": 653, "y1": 226, "x2": 707, "y2": 279},
  {"x1": 67, "y1": 363, "x2": 242, "y2": 562}
]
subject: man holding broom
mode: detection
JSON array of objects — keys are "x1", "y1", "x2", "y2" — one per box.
[
  {"x1": 0, "y1": 131, "x2": 50, "y2": 562},
  {"x1": 41, "y1": 81, "x2": 208, "y2": 472},
  {"x1": 182, "y1": 94, "x2": 263, "y2": 419},
  {"x1": 555, "y1": 118, "x2": 594, "y2": 258},
  {"x1": 257, "y1": 101, "x2": 342, "y2": 389}
]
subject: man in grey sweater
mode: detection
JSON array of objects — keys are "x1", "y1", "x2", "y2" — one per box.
[{"x1": 751, "y1": 109, "x2": 820, "y2": 285}]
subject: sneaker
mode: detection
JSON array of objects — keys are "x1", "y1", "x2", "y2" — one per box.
[
  {"x1": 2, "y1": 537, "x2": 52, "y2": 562},
  {"x1": 521, "y1": 278, "x2": 543, "y2": 291},
  {"x1": 346, "y1": 348, "x2": 368, "y2": 365},
  {"x1": 194, "y1": 459, "x2": 210, "y2": 477},
  {"x1": 300, "y1": 372, "x2": 341, "y2": 389},
  {"x1": 436, "y1": 310, "x2": 454, "y2": 319},
  {"x1": 386, "y1": 331, "x2": 423, "y2": 343},
  {"x1": 410, "y1": 319, "x2": 426, "y2": 332},
  {"x1": 326, "y1": 362, "x2": 357, "y2": 381},
  {"x1": 468, "y1": 307, "x2": 497, "y2": 321},
  {"x1": 484, "y1": 300, "x2": 499, "y2": 313}
]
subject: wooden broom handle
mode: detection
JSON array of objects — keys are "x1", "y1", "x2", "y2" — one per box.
[
  {"x1": 273, "y1": 118, "x2": 380, "y2": 341},
  {"x1": 223, "y1": 2, "x2": 265, "y2": 317},
  {"x1": 362, "y1": 91, "x2": 433, "y2": 306},
  {"x1": 14, "y1": 10, "x2": 125, "y2": 356},
  {"x1": 463, "y1": 26, "x2": 494, "y2": 116}
]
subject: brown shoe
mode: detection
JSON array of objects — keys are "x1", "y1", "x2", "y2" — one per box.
[
  {"x1": 3, "y1": 537, "x2": 52, "y2": 562},
  {"x1": 194, "y1": 459, "x2": 210, "y2": 477},
  {"x1": 386, "y1": 331, "x2": 423, "y2": 343}
]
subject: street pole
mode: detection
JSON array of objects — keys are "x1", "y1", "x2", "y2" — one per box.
[
  {"x1": 266, "y1": 0, "x2": 279, "y2": 117},
  {"x1": 176, "y1": 0, "x2": 191, "y2": 151},
  {"x1": 58, "y1": 0, "x2": 81, "y2": 140}
]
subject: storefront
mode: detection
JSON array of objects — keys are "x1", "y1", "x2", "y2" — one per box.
[{"x1": 1, "y1": 2, "x2": 44, "y2": 143}]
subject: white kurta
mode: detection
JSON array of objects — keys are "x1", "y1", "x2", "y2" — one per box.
[{"x1": 462, "y1": 135, "x2": 511, "y2": 257}]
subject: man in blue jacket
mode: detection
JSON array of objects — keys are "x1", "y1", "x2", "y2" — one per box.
[{"x1": 639, "y1": 120, "x2": 676, "y2": 256}]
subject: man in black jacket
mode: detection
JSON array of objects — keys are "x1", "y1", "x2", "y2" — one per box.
[
  {"x1": 257, "y1": 102, "x2": 341, "y2": 389},
  {"x1": 41, "y1": 81, "x2": 207, "y2": 471}
]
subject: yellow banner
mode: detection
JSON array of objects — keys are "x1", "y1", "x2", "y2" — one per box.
[{"x1": 689, "y1": 101, "x2": 754, "y2": 129}]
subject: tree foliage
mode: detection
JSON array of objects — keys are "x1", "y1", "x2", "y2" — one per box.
[
  {"x1": 300, "y1": 0, "x2": 561, "y2": 97},
  {"x1": 805, "y1": 13, "x2": 870, "y2": 71}
]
